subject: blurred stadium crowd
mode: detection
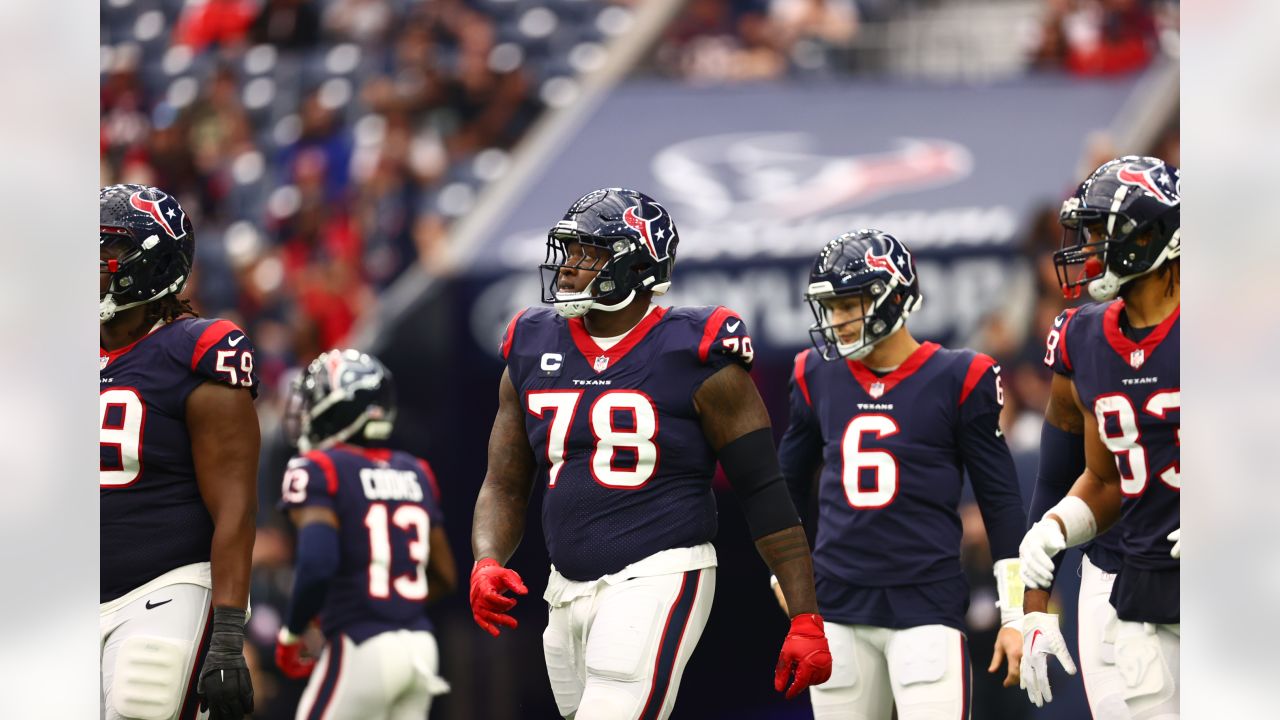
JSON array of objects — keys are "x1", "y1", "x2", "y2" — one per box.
[{"x1": 99, "y1": 0, "x2": 1178, "y2": 717}]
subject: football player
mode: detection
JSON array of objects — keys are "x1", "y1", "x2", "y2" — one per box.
[
  {"x1": 1019, "y1": 156, "x2": 1180, "y2": 719},
  {"x1": 470, "y1": 187, "x2": 832, "y2": 719},
  {"x1": 99, "y1": 184, "x2": 258, "y2": 720},
  {"x1": 777, "y1": 229, "x2": 1028, "y2": 719},
  {"x1": 275, "y1": 349, "x2": 456, "y2": 719}
]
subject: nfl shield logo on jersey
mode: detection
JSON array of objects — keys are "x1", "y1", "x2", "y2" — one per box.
[
  {"x1": 594, "y1": 356, "x2": 610, "y2": 372},
  {"x1": 1129, "y1": 348, "x2": 1145, "y2": 369},
  {"x1": 100, "y1": 353, "x2": 109, "y2": 371},
  {"x1": 869, "y1": 381, "x2": 886, "y2": 399}
]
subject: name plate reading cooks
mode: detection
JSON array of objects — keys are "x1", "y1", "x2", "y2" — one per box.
[{"x1": 359, "y1": 468, "x2": 425, "y2": 502}]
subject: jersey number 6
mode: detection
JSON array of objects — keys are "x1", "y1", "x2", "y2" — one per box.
[{"x1": 841, "y1": 414, "x2": 901, "y2": 509}]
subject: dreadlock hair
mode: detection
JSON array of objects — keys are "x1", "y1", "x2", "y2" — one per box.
[
  {"x1": 144, "y1": 294, "x2": 199, "y2": 324},
  {"x1": 1161, "y1": 259, "x2": 1180, "y2": 298}
]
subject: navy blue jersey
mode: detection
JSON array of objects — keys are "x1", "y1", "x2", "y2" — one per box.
[
  {"x1": 778, "y1": 342, "x2": 1025, "y2": 630},
  {"x1": 100, "y1": 317, "x2": 259, "y2": 603},
  {"x1": 280, "y1": 444, "x2": 445, "y2": 642},
  {"x1": 503, "y1": 304, "x2": 752, "y2": 581},
  {"x1": 1051, "y1": 301, "x2": 1180, "y2": 624},
  {"x1": 1043, "y1": 308, "x2": 1125, "y2": 574}
]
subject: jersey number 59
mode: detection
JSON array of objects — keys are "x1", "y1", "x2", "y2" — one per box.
[{"x1": 100, "y1": 388, "x2": 145, "y2": 488}]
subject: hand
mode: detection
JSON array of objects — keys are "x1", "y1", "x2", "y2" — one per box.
[
  {"x1": 774, "y1": 613, "x2": 833, "y2": 699},
  {"x1": 1019, "y1": 518, "x2": 1067, "y2": 589},
  {"x1": 1020, "y1": 611, "x2": 1077, "y2": 707},
  {"x1": 769, "y1": 575, "x2": 789, "y2": 616},
  {"x1": 470, "y1": 558, "x2": 528, "y2": 637},
  {"x1": 1168, "y1": 528, "x2": 1180, "y2": 560},
  {"x1": 988, "y1": 626, "x2": 1022, "y2": 688},
  {"x1": 197, "y1": 607, "x2": 254, "y2": 719},
  {"x1": 274, "y1": 628, "x2": 316, "y2": 680}
]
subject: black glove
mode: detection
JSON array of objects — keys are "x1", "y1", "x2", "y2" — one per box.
[{"x1": 197, "y1": 606, "x2": 255, "y2": 719}]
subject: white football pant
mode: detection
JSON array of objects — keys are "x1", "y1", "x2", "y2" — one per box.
[
  {"x1": 100, "y1": 582, "x2": 211, "y2": 720},
  {"x1": 810, "y1": 623, "x2": 970, "y2": 720},
  {"x1": 295, "y1": 629, "x2": 447, "y2": 720},
  {"x1": 1112, "y1": 620, "x2": 1179, "y2": 720},
  {"x1": 542, "y1": 568, "x2": 715, "y2": 720},
  {"x1": 1078, "y1": 555, "x2": 1132, "y2": 720}
]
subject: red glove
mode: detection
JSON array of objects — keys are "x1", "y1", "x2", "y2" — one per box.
[
  {"x1": 274, "y1": 628, "x2": 316, "y2": 680},
  {"x1": 774, "y1": 613, "x2": 833, "y2": 699},
  {"x1": 470, "y1": 558, "x2": 529, "y2": 637}
]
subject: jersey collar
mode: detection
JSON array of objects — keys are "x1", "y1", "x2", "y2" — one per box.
[
  {"x1": 334, "y1": 443, "x2": 393, "y2": 464},
  {"x1": 1102, "y1": 300, "x2": 1178, "y2": 368},
  {"x1": 846, "y1": 341, "x2": 940, "y2": 398},
  {"x1": 568, "y1": 305, "x2": 668, "y2": 374},
  {"x1": 100, "y1": 320, "x2": 169, "y2": 368}
]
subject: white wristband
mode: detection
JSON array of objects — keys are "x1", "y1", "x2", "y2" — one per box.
[
  {"x1": 769, "y1": 574, "x2": 780, "y2": 591},
  {"x1": 993, "y1": 558, "x2": 1024, "y2": 626},
  {"x1": 1046, "y1": 496, "x2": 1098, "y2": 547}
]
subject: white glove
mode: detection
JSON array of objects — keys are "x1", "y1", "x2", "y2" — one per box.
[
  {"x1": 1020, "y1": 611, "x2": 1077, "y2": 707},
  {"x1": 1019, "y1": 518, "x2": 1066, "y2": 589},
  {"x1": 1168, "y1": 528, "x2": 1180, "y2": 560}
]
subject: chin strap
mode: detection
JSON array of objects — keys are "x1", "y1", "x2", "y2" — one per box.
[{"x1": 553, "y1": 286, "x2": 636, "y2": 319}]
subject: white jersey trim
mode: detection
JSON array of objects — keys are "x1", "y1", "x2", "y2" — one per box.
[
  {"x1": 100, "y1": 562, "x2": 212, "y2": 616},
  {"x1": 543, "y1": 543, "x2": 718, "y2": 606}
]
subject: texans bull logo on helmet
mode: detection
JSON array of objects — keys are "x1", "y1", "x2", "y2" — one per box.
[
  {"x1": 622, "y1": 202, "x2": 675, "y2": 262},
  {"x1": 863, "y1": 236, "x2": 915, "y2": 287},
  {"x1": 128, "y1": 188, "x2": 188, "y2": 241},
  {"x1": 1116, "y1": 163, "x2": 1178, "y2": 207}
]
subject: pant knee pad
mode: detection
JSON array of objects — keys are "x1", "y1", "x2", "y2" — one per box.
[
  {"x1": 889, "y1": 626, "x2": 951, "y2": 687},
  {"x1": 814, "y1": 625, "x2": 860, "y2": 691},
  {"x1": 584, "y1": 594, "x2": 663, "y2": 682},
  {"x1": 111, "y1": 635, "x2": 190, "y2": 720},
  {"x1": 1115, "y1": 623, "x2": 1174, "y2": 711}
]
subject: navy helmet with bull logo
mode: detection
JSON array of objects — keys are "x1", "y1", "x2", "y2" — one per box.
[
  {"x1": 540, "y1": 187, "x2": 679, "y2": 318},
  {"x1": 1055, "y1": 155, "x2": 1180, "y2": 301},
  {"x1": 285, "y1": 349, "x2": 397, "y2": 452},
  {"x1": 804, "y1": 229, "x2": 923, "y2": 361},
  {"x1": 99, "y1": 184, "x2": 195, "y2": 323}
]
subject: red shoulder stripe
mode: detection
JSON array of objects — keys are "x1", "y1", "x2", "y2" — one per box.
[
  {"x1": 303, "y1": 450, "x2": 339, "y2": 495},
  {"x1": 697, "y1": 306, "x2": 737, "y2": 363},
  {"x1": 793, "y1": 349, "x2": 813, "y2": 406},
  {"x1": 959, "y1": 354, "x2": 997, "y2": 406},
  {"x1": 501, "y1": 309, "x2": 528, "y2": 360},
  {"x1": 190, "y1": 319, "x2": 241, "y2": 370},
  {"x1": 416, "y1": 458, "x2": 441, "y2": 503},
  {"x1": 1059, "y1": 307, "x2": 1079, "y2": 373}
]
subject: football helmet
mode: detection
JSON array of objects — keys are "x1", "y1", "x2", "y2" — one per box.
[
  {"x1": 285, "y1": 349, "x2": 396, "y2": 452},
  {"x1": 805, "y1": 230, "x2": 923, "y2": 361},
  {"x1": 540, "y1": 188, "x2": 678, "y2": 318},
  {"x1": 99, "y1": 184, "x2": 195, "y2": 323},
  {"x1": 1055, "y1": 156, "x2": 1180, "y2": 301}
]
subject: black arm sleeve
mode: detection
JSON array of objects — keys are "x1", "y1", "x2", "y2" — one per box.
[
  {"x1": 719, "y1": 428, "x2": 802, "y2": 540},
  {"x1": 1026, "y1": 420, "x2": 1087, "y2": 588},
  {"x1": 959, "y1": 411, "x2": 1027, "y2": 561}
]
